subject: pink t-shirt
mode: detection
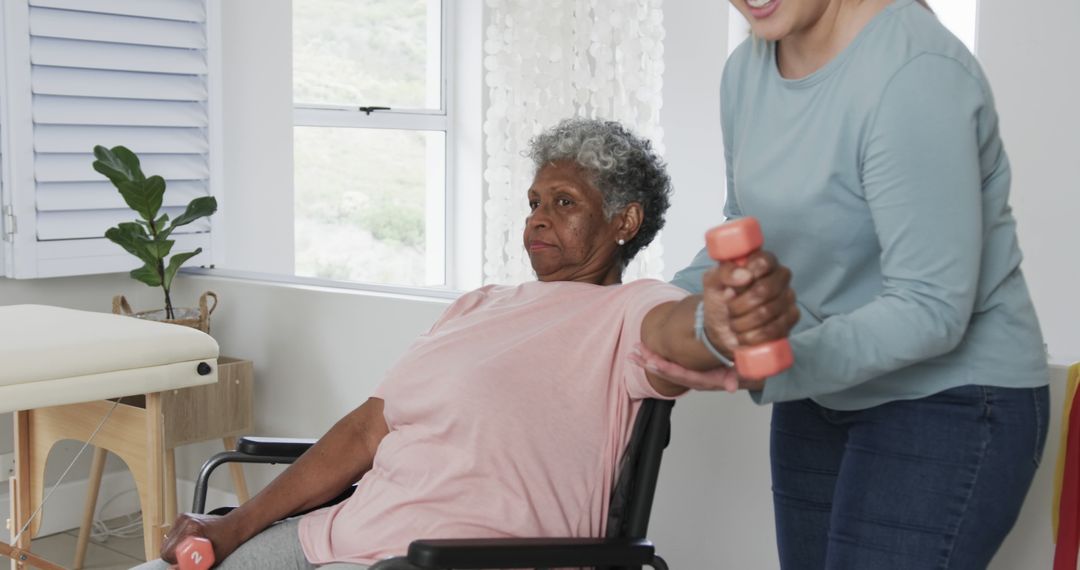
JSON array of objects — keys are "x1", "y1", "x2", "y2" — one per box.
[{"x1": 298, "y1": 279, "x2": 686, "y2": 565}]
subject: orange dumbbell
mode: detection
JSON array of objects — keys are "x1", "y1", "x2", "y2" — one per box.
[
  {"x1": 705, "y1": 217, "x2": 794, "y2": 379},
  {"x1": 177, "y1": 537, "x2": 215, "y2": 570}
]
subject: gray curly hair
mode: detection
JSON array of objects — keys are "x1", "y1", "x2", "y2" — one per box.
[{"x1": 527, "y1": 118, "x2": 672, "y2": 263}]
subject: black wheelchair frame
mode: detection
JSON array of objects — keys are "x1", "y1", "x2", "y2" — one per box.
[{"x1": 192, "y1": 399, "x2": 675, "y2": 570}]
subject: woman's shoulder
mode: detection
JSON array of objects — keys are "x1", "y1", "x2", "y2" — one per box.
[
  {"x1": 891, "y1": 1, "x2": 972, "y2": 54},
  {"x1": 859, "y1": 1, "x2": 987, "y2": 89}
]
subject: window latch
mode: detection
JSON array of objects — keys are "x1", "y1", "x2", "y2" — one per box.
[
  {"x1": 2, "y1": 205, "x2": 15, "y2": 241},
  {"x1": 358, "y1": 106, "x2": 390, "y2": 115}
]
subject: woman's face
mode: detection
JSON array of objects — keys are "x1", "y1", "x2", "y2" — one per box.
[
  {"x1": 523, "y1": 160, "x2": 631, "y2": 285},
  {"x1": 729, "y1": 0, "x2": 832, "y2": 42}
]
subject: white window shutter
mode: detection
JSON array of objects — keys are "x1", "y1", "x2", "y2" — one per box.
[{"x1": 0, "y1": 0, "x2": 221, "y2": 278}]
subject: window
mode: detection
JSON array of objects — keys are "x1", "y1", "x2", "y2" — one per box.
[
  {"x1": 0, "y1": 0, "x2": 483, "y2": 287},
  {"x1": 293, "y1": 0, "x2": 449, "y2": 288}
]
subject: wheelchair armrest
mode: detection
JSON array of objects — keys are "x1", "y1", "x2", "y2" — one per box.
[
  {"x1": 394, "y1": 536, "x2": 656, "y2": 569},
  {"x1": 192, "y1": 436, "x2": 316, "y2": 514},
  {"x1": 236, "y1": 436, "x2": 317, "y2": 458}
]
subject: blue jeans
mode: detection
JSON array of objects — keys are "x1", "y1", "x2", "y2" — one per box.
[{"x1": 771, "y1": 384, "x2": 1049, "y2": 569}]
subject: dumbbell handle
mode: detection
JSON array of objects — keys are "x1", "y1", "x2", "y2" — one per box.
[
  {"x1": 177, "y1": 536, "x2": 215, "y2": 570},
  {"x1": 705, "y1": 217, "x2": 794, "y2": 379}
]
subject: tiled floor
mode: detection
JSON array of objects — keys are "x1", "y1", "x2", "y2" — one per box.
[{"x1": 19, "y1": 517, "x2": 147, "y2": 570}]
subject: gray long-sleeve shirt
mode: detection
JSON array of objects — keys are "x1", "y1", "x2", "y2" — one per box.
[{"x1": 672, "y1": 0, "x2": 1048, "y2": 410}]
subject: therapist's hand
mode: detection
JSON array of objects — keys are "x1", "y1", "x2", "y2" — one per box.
[
  {"x1": 638, "y1": 249, "x2": 798, "y2": 393},
  {"x1": 631, "y1": 343, "x2": 768, "y2": 392},
  {"x1": 630, "y1": 343, "x2": 741, "y2": 391},
  {"x1": 704, "y1": 249, "x2": 799, "y2": 348}
]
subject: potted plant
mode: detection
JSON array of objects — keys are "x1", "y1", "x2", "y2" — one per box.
[{"x1": 93, "y1": 145, "x2": 218, "y2": 328}]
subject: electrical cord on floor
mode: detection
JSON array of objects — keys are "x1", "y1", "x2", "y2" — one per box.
[{"x1": 89, "y1": 488, "x2": 144, "y2": 542}]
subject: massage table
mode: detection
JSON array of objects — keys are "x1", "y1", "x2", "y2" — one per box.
[{"x1": 0, "y1": 304, "x2": 219, "y2": 569}]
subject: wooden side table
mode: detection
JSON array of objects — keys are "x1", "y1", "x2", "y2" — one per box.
[{"x1": 55, "y1": 356, "x2": 254, "y2": 568}]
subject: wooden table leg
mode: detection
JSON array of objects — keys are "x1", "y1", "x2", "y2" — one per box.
[
  {"x1": 7, "y1": 476, "x2": 14, "y2": 570},
  {"x1": 144, "y1": 393, "x2": 167, "y2": 561},
  {"x1": 2, "y1": 411, "x2": 63, "y2": 570},
  {"x1": 165, "y1": 449, "x2": 178, "y2": 525},
  {"x1": 11, "y1": 411, "x2": 31, "y2": 570},
  {"x1": 8, "y1": 451, "x2": 19, "y2": 570},
  {"x1": 222, "y1": 437, "x2": 251, "y2": 504},
  {"x1": 73, "y1": 447, "x2": 107, "y2": 570}
]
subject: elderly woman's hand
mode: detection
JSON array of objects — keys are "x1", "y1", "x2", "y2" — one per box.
[
  {"x1": 161, "y1": 513, "x2": 240, "y2": 568},
  {"x1": 704, "y1": 249, "x2": 799, "y2": 350}
]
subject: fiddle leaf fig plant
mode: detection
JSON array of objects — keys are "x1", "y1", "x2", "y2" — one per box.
[{"x1": 93, "y1": 145, "x2": 217, "y2": 319}]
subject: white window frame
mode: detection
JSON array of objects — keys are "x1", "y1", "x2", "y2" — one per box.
[
  {"x1": 292, "y1": 0, "x2": 455, "y2": 289},
  {"x1": 187, "y1": 0, "x2": 482, "y2": 297}
]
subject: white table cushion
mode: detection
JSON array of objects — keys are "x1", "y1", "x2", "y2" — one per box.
[{"x1": 0, "y1": 304, "x2": 220, "y2": 413}]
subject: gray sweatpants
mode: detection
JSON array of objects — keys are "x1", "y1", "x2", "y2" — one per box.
[{"x1": 131, "y1": 518, "x2": 368, "y2": 570}]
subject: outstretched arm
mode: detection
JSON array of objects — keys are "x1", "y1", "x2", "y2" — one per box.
[
  {"x1": 640, "y1": 251, "x2": 799, "y2": 395},
  {"x1": 160, "y1": 397, "x2": 390, "y2": 564}
]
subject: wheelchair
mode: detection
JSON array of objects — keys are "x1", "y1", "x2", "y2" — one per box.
[{"x1": 192, "y1": 399, "x2": 675, "y2": 570}]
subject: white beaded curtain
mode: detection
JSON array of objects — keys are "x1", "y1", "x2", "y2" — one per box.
[{"x1": 482, "y1": 0, "x2": 666, "y2": 285}]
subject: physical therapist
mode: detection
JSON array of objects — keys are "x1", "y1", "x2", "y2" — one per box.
[{"x1": 641, "y1": 0, "x2": 1051, "y2": 567}]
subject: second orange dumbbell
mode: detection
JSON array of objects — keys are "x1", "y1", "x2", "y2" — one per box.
[{"x1": 177, "y1": 537, "x2": 215, "y2": 570}]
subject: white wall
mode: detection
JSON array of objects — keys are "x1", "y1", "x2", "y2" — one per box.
[
  {"x1": 217, "y1": 0, "x2": 295, "y2": 275},
  {"x1": 657, "y1": 3, "x2": 728, "y2": 279},
  {"x1": 978, "y1": 0, "x2": 1080, "y2": 363},
  {"x1": 0, "y1": 0, "x2": 1076, "y2": 568}
]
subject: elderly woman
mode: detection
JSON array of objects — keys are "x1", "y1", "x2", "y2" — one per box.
[{"x1": 143, "y1": 118, "x2": 798, "y2": 569}]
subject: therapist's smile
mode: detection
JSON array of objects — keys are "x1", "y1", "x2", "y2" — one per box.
[{"x1": 746, "y1": 0, "x2": 781, "y2": 19}]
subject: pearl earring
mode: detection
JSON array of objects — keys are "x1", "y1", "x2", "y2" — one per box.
[{"x1": 617, "y1": 239, "x2": 626, "y2": 245}]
